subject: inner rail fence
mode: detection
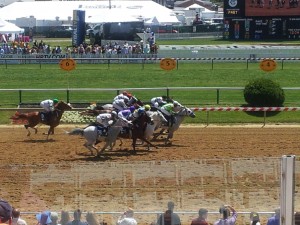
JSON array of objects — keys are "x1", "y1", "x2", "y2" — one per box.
[
  {"x1": 1, "y1": 87, "x2": 300, "y2": 105},
  {"x1": 1, "y1": 57, "x2": 300, "y2": 70}
]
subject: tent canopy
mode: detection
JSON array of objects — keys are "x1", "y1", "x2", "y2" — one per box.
[
  {"x1": 0, "y1": 1, "x2": 180, "y2": 25},
  {"x1": 0, "y1": 18, "x2": 24, "y2": 33}
]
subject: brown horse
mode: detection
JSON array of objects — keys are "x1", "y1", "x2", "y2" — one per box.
[
  {"x1": 118, "y1": 112, "x2": 157, "y2": 152},
  {"x1": 80, "y1": 104, "x2": 113, "y2": 116},
  {"x1": 10, "y1": 101, "x2": 72, "y2": 140}
]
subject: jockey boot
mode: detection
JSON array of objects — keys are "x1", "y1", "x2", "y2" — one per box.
[{"x1": 41, "y1": 112, "x2": 47, "y2": 123}]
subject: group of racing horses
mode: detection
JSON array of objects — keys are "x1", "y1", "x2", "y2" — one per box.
[{"x1": 10, "y1": 93, "x2": 196, "y2": 157}]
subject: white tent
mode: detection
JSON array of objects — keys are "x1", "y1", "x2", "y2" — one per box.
[
  {"x1": 184, "y1": 3, "x2": 205, "y2": 10},
  {"x1": 0, "y1": 18, "x2": 24, "y2": 33},
  {"x1": 0, "y1": 1, "x2": 180, "y2": 25}
]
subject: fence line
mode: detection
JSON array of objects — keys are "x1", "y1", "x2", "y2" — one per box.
[
  {"x1": 0, "y1": 87, "x2": 299, "y2": 105},
  {"x1": 1, "y1": 57, "x2": 300, "y2": 70}
]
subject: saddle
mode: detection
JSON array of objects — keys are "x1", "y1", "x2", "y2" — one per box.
[
  {"x1": 96, "y1": 125, "x2": 108, "y2": 137},
  {"x1": 40, "y1": 111, "x2": 58, "y2": 124}
]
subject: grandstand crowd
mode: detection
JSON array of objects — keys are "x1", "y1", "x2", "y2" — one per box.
[{"x1": 0, "y1": 39, "x2": 159, "y2": 56}]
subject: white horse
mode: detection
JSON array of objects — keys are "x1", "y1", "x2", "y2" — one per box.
[
  {"x1": 144, "y1": 110, "x2": 168, "y2": 141},
  {"x1": 67, "y1": 117, "x2": 131, "y2": 156},
  {"x1": 155, "y1": 106, "x2": 196, "y2": 145}
]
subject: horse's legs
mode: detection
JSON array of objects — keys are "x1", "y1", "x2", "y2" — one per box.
[
  {"x1": 132, "y1": 137, "x2": 137, "y2": 153},
  {"x1": 165, "y1": 132, "x2": 174, "y2": 145},
  {"x1": 83, "y1": 142, "x2": 97, "y2": 156},
  {"x1": 24, "y1": 125, "x2": 31, "y2": 137},
  {"x1": 46, "y1": 127, "x2": 55, "y2": 140},
  {"x1": 152, "y1": 128, "x2": 166, "y2": 140}
]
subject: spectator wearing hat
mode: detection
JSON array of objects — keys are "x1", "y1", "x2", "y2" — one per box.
[
  {"x1": 250, "y1": 212, "x2": 260, "y2": 225},
  {"x1": 36, "y1": 211, "x2": 52, "y2": 225},
  {"x1": 66, "y1": 209, "x2": 88, "y2": 225},
  {"x1": 116, "y1": 208, "x2": 137, "y2": 225},
  {"x1": 12, "y1": 208, "x2": 27, "y2": 225},
  {"x1": 191, "y1": 208, "x2": 209, "y2": 225},
  {"x1": 266, "y1": 208, "x2": 280, "y2": 225},
  {"x1": 157, "y1": 201, "x2": 181, "y2": 225},
  {"x1": 214, "y1": 205, "x2": 237, "y2": 225}
]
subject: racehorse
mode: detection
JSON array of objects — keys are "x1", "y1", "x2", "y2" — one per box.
[
  {"x1": 155, "y1": 106, "x2": 196, "y2": 145},
  {"x1": 118, "y1": 112, "x2": 157, "y2": 152},
  {"x1": 144, "y1": 110, "x2": 168, "y2": 141},
  {"x1": 127, "y1": 96, "x2": 144, "y2": 108},
  {"x1": 10, "y1": 101, "x2": 72, "y2": 140},
  {"x1": 67, "y1": 117, "x2": 131, "y2": 156}
]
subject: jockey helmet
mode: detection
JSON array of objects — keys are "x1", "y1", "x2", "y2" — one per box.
[
  {"x1": 138, "y1": 108, "x2": 145, "y2": 114},
  {"x1": 129, "y1": 106, "x2": 135, "y2": 113},
  {"x1": 127, "y1": 93, "x2": 132, "y2": 98},
  {"x1": 111, "y1": 111, "x2": 118, "y2": 117},
  {"x1": 144, "y1": 104, "x2": 151, "y2": 111},
  {"x1": 53, "y1": 98, "x2": 59, "y2": 104}
]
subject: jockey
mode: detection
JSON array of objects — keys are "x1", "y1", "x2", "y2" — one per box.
[
  {"x1": 118, "y1": 106, "x2": 136, "y2": 122},
  {"x1": 117, "y1": 106, "x2": 135, "y2": 135},
  {"x1": 131, "y1": 106, "x2": 153, "y2": 123},
  {"x1": 173, "y1": 100, "x2": 183, "y2": 112},
  {"x1": 95, "y1": 111, "x2": 118, "y2": 136},
  {"x1": 40, "y1": 98, "x2": 59, "y2": 122},
  {"x1": 150, "y1": 96, "x2": 168, "y2": 109},
  {"x1": 160, "y1": 102, "x2": 179, "y2": 126},
  {"x1": 112, "y1": 98, "x2": 129, "y2": 112},
  {"x1": 113, "y1": 91, "x2": 132, "y2": 102}
]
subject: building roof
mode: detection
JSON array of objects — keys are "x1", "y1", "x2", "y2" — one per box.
[{"x1": 0, "y1": 0, "x2": 180, "y2": 25}]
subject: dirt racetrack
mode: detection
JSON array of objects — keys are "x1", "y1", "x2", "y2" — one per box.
[{"x1": 1, "y1": 125, "x2": 300, "y2": 225}]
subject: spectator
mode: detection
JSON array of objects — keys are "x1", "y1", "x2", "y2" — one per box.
[
  {"x1": 66, "y1": 209, "x2": 88, "y2": 225},
  {"x1": 86, "y1": 212, "x2": 98, "y2": 225},
  {"x1": 191, "y1": 208, "x2": 209, "y2": 225},
  {"x1": 116, "y1": 208, "x2": 137, "y2": 225},
  {"x1": 214, "y1": 205, "x2": 237, "y2": 225},
  {"x1": 60, "y1": 211, "x2": 70, "y2": 225},
  {"x1": 250, "y1": 212, "x2": 260, "y2": 225},
  {"x1": 12, "y1": 208, "x2": 27, "y2": 225},
  {"x1": 50, "y1": 212, "x2": 60, "y2": 225},
  {"x1": 266, "y1": 208, "x2": 280, "y2": 225},
  {"x1": 0, "y1": 199, "x2": 12, "y2": 224},
  {"x1": 157, "y1": 201, "x2": 181, "y2": 225},
  {"x1": 36, "y1": 211, "x2": 52, "y2": 225}
]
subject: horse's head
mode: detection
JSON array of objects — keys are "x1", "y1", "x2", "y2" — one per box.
[
  {"x1": 55, "y1": 101, "x2": 73, "y2": 111},
  {"x1": 178, "y1": 107, "x2": 196, "y2": 118},
  {"x1": 128, "y1": 96, "x2": 144, "y2": 107}
]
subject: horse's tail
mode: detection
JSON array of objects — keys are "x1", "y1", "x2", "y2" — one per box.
[
  {"x1": 66, "y1": 128, "x2": 84, "y2": 136},
  {"x1": 10, "y1": 112, "x2": 29, "y2": 124}
]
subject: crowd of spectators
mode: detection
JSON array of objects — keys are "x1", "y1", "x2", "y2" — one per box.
[
  {"x1": 0, "y1": 39, "x2": 159, "y2": 57},
  {"x1": 2, "y1": 199, "x2": 297, "y2": 225}
]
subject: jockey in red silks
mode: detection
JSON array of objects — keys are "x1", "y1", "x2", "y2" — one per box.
[{"x1": 113, "y1": 91, "x2": 132, "y2": 102}]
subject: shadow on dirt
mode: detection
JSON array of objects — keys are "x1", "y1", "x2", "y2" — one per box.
[
  {"x1": 22, "y1": 139, "x2": 56, "y2": 143},
  {"x1": 71, "y1": 148, "x2": 151, "y2": 162}
]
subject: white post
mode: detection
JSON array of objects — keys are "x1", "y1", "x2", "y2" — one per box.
[{"x1": 280, "y1": 155, "x2": 295, "y2": 225}]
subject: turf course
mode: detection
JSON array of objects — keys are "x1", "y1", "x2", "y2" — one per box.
[{"x1": 1, "y1": 59, "x2": 300, "y2": 125}]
